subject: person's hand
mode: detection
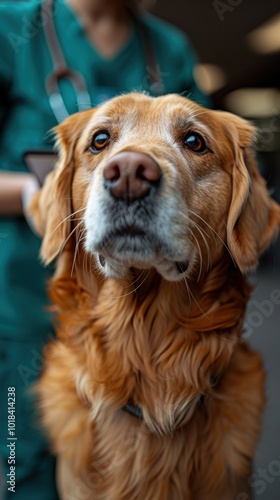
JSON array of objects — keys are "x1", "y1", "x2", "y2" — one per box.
[{"x1": 0, "y1": 172, "x2": 36, "y2": 216}]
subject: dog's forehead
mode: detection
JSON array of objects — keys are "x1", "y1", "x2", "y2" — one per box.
[{"x1": 88, "y1": 93, "x2": 205, "y2": 129}]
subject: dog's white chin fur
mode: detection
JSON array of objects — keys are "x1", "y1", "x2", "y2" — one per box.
[{"x1": 93, "y1": 253, "x2": 194, "y2": 282}]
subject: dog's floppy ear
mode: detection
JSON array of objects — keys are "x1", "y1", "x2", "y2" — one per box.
[
  {"x1": 29, "y1": 110, "x2": 91, "y2": 264},
  {"x1": 222, "y1": 112, "x2": 280, "y2": 272}
]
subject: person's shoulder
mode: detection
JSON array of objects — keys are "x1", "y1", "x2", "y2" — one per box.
[
  {"x1": 0, "y1": 1, "x2": 42, "y2": 33},
  {"x1": 0, "y1": 0, "x2": 41, "y2": 15},
  {"x1": 140, "y1": 13, "x2": 192, "y2": 51}
]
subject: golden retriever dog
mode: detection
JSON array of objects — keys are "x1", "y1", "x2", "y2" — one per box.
[{"x1": 30, "y1": 93, "x2": 280, "y2": 500}]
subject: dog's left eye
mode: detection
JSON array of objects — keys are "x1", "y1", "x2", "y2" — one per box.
[
  {"x1": 90, "y1": 131, "x2": 110, "y2": 153},
  {"x1": 184, "y1": 133, "x2": 207, "y2": 153}
]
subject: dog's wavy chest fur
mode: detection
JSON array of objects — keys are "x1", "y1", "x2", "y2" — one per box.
[{"x1": 38, "y1": 255, "x2": 265, "y2": 500}]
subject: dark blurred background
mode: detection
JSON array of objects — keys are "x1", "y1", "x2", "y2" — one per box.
[{"x1": 0, "y1": 1, "x2": 279, "y2": 499}]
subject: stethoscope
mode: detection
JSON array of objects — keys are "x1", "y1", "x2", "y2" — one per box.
[{"x1": 43, "y1": 0, "x2": 164, "y2": 124}]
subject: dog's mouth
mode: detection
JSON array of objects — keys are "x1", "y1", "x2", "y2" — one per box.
[
  {"x1": 95, "y1": 224, "x2": 155, "y2": 257},
  {"x1": 175, "y1": 261, "x2": 189, "y2": 274},
  {"x1": 112, "y1": 226, "x2": 146, "y2": 238},
  {"x1": 98, "y1": 253, "x2": 190, "y2": 276},
  {"x1": 91, "y1": 224, "x2": 191, "y2": 281}
]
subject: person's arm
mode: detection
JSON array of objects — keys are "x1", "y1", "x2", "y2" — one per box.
[
  {"x1": 0, "y1": 7, "x2": 36, "y2": 217},
  {"x1": 0, "y1": 171, "x2": 34, "y2": 216}
]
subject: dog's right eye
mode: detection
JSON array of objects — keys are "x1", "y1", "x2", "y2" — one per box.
[
  {"x1": 184, "y1": 132, "x2": 207, "y2": 154},
  {"x1": 90, "y1": 131, "x2": 110, "y2": 153}
]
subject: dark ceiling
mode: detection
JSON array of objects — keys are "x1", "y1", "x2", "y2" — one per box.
[{"x1": 151, "y1": 0, "x2": 280, "y2": 106}]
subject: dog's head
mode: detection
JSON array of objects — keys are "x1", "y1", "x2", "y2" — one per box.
[{"x1": 29, "y1": 93, "x2": 280, "y2": 282}]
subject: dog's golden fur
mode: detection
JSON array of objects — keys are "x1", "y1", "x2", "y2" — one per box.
[{"x1": 29, "y1": 93, "x2": 280, "y2": 499}]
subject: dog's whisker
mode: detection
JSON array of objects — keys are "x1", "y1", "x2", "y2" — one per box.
[
  {"x1": 188, "y1": 220, "x2": 212, "y2": 272},
  {"x1": 182, "y1": 275, "x2": 211, "y2": 322},
  {"x1": 51, "y1": 207, "x2": 87, "y2": 237},
  {"x1": 59, "y1": 221, "x2": 83, "y2": 260},
  {"x1": 71, "y1": 226, "x2": 86, "y2": 276},
  {"x1": 187, "y1": 209, "x2": 236, "y2": 267},
  {"x1": 187, "y1": 228, "x2": 203, "y2": 283},
  {"x1": 184, "y1": 210, "x2": 213, "y2": 270},
  {"x1": 112, "y1": 268, "x2": 151, "y2": 299},
  {"x1": 127, "y1": 269, "x2": 146, "y2": 289}
]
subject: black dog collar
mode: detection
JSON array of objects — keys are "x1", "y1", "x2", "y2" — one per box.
[{"x1": 122, "y1": 401, "x2": 143, "y2": 420}]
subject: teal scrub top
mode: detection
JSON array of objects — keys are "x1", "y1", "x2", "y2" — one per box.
[{"x1": 0, "y1": 0, "x2": 209, "y2": 341}]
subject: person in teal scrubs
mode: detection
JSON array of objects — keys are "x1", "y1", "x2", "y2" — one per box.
[{"x1": 0, "y1": 0, "x2": 209, "y2": 498}]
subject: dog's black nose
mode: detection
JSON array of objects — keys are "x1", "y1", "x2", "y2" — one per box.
[{"x1": 103, "y1": 151, "x2": 161, "y2": 203}]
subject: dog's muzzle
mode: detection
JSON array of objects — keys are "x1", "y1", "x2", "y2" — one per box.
[{"x1": 84, "y1": 150, "x2": 192, "y2": 281}]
